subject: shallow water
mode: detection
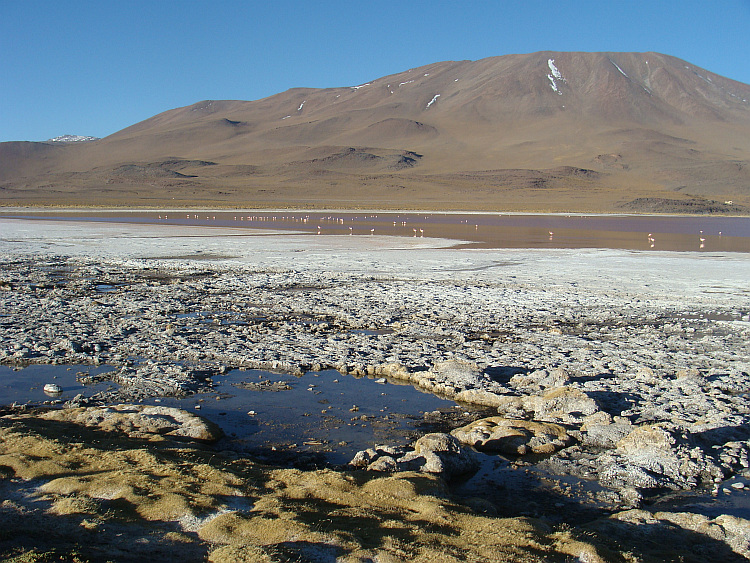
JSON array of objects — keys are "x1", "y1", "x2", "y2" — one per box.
[
  {"x1": 0, "y1": 364, "x2": 459, "y2": 465},
  {"x1": 0, "y1": 364, "x2": 118, "y2": 405},
  {"x1": 146, "y1": 368, "x2": 460, "y2": 465},
  {"x1": 4, "y1": 211, "x2": 750, "y2": 252}
]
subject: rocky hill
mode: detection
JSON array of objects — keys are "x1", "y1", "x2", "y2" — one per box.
[{"x1": 2, "y1": 51, "x2": 749, "y2": 212}]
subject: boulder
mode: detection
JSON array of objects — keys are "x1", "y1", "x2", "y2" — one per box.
[
  {"x1": 349, "y1": 445, "x2": 408, "y2": 472},
  {"x1": 451, "y1": 417, "x2": 576, "y2": 455},
  {"x1": 431, "y1": 359, "x2": 483, "y2": 386},
  {"x1": 367, "y1": 456, "x2": 398, "y2": 472},
  {"x1": 349, "y1": 448, "x2": 379, "y2": 468},
  {"x1": 399, "y1": 433, "x2": 478, "y2": 477},
  {"x1": 595, "y1": 424, "x2": 725, "y2": 492},
  {"x1": 580, "y1": 413, "x2": 638, "y2": 449},
  {"x1": 349, "y1": 433, "x2": 478, "y2": 478},
  {"x1": 509, "y1": 367, "x2": 570, "y2": 390},
  {"x1": 523, "y1": 387, "x2": 599, "y2": 424},
  {"x1": 616, "y1": 424, "x2": 675, "y2": 453}
]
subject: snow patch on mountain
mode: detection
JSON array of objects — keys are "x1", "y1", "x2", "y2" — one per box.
[
  {"x1": 425, "y1": 94, "x2": 440, "y2": 109},
  {"x1": 547, "y1": 58, "x2": 565, "y2": 95},
  {"x1": 610, "y1": 59, "x2": 628, "y2": 77},
  {"x1": 548, "y1": 59, "x2": 563, "y2": 80},
  {"x1": 48, "y1": 134, "x2": 99, "y2": 143}
]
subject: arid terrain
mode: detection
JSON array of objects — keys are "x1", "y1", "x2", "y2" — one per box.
[
  {"x1": 2, "y1": 48, "x2": 750, "y2": 562},
  {"x1": 1, "y1": 218, "x2": 749, "y2": 561},
  {"x1": 2, "y1": 51, "x2": 750, "y2": 213}
]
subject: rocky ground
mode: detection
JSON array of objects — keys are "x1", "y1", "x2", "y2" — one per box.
[{"x1": 1, "y1": 218, "x2": 750, "y2": 561}]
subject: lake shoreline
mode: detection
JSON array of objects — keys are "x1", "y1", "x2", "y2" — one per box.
[{"x1": 3, "y1": 209, "x2": 750, "y2": 252}]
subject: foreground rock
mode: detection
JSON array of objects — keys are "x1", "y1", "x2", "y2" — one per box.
[
  {"x1": 350, "y1": 433, "x2": 479, "y2": 479},
  {"x1": 598, "y1": 422, "x2": 731, "y2": 492},
  {"x1": 40, "y1": 404, "x2": 223, "y2": 442},
  {"x1": 380, "y1": 360, "x2": 512, "y2": 407},
  {"x1": 71, "y1": 363, "x2": 214, "y2": 403},
  {"x1": 451, "y1": 416, "x2": 576, "y2": 455}
]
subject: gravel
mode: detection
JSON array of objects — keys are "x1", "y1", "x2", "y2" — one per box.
[{"x1": 1, "y1": 216, "x2": 749, "y2": 506}]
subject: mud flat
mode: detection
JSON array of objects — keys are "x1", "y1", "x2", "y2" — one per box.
[{"x1": 1, "y1": 217, "x2": 750, "y2": 561}]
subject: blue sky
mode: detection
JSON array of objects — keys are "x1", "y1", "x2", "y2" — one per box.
[{"x1": 2, "y1": 0, "x2": 749, "y2": 142}]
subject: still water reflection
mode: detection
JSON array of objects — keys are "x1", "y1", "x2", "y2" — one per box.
[{"x1": 3, "y1": 210, "x2": 750, "y2": 252}]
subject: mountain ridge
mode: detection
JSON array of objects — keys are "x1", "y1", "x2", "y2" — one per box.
[{"x1": 2, "y1": 51, "x2": 749, "y2": 213}]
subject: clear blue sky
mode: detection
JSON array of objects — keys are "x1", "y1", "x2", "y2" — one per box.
[{"x1": 2, "y1": 0, "x2": 749, "y2": 142}]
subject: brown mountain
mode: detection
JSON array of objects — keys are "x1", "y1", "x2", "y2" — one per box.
[{"x1": 2, "y1": 51, "x2": 750, "y2": 212}]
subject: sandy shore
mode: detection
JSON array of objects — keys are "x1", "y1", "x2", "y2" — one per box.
[{"x1": 1, "y1": 217, "x2": 750, "y2": 561}]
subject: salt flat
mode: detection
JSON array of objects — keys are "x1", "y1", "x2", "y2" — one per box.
[{"x1": 3, "y1": 217, "x2": 749, "y2": 298}]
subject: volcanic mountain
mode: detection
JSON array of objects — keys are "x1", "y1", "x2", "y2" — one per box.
[{"x1": 2, "y1": 51, "x2": 750, "y2": 212}]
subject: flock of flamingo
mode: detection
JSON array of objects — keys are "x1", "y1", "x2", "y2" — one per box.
[
  {"x1": 646, "y1": 230, "x2": 718, "y2": 249},
  {"x1": 152, "y1": 213, "x2": 720, "y2": 248},
  {"x1": 154, "y1": 213, "x2": 431, "y2": 237}
]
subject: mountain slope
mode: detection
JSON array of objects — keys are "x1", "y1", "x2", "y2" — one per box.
[{"x1": 2, "y1": 51, "x2": 750, "y2": 212}]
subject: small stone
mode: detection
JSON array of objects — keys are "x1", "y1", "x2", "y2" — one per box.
[{"x1": 43, "y1": 383, "x2": 63, "y2": 396}]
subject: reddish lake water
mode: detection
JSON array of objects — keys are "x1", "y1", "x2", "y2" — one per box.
[{"x1": 3, "y1": 211, "x2": 750, "y2": 252}]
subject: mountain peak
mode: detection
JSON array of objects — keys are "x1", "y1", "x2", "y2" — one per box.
[
  {"x1": 47, "y1": 134, "x2": 99, "y2": 143},
  {"x1": 3, "y1": 51, "x2": 750, "y2": 213}
]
